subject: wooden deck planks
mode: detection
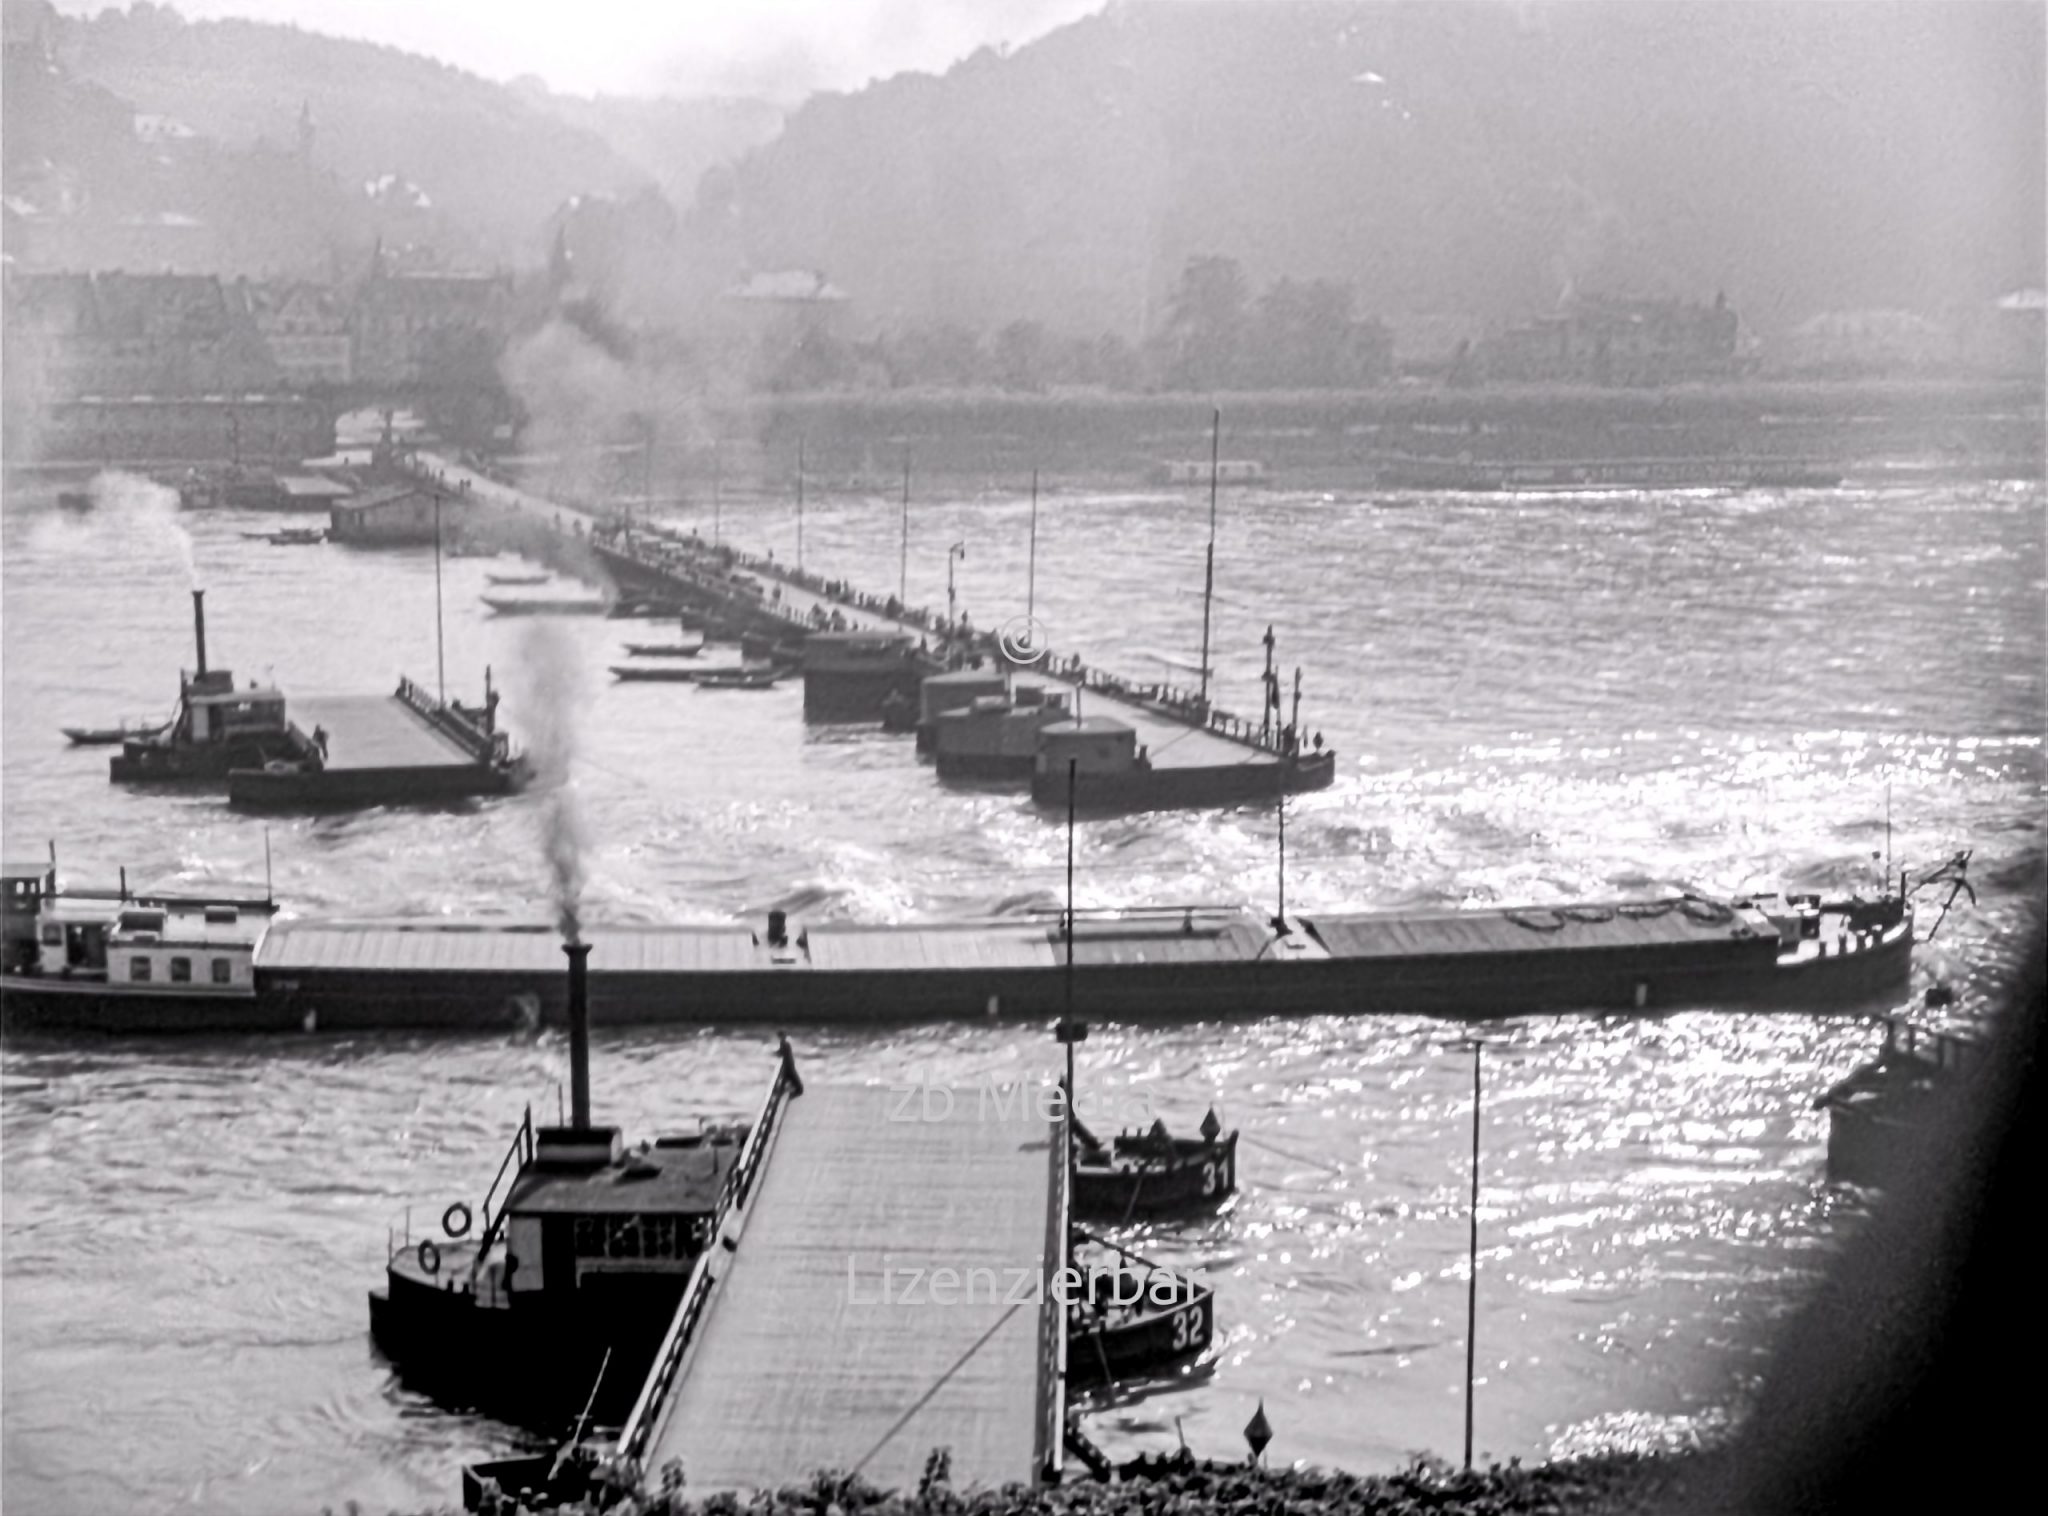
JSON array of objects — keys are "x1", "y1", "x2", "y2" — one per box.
[
  {"x1": 291, "y1": 695, "x2": 476, "y2": 771},
  {"x1": 647, "y1": 1086, "x2": 1053, "y2": 1493}
]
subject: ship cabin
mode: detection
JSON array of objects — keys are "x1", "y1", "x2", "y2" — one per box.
[
  {"x1": 499, "y1": 1124, "x2": 742, "y2": 1311},
  {"x1": 1, "y1": 860, "x2": 52, "y2": 972},
  {"x1": 1037, "y1": 716, "x2": 1142, "y2": 778},
  {"x1": 380, "y1": 1119, "x2": 745, "y2": 1325},
  {"x1": 172, "y1": 669, "x2": 290, "y2": 746},
  {"x1": 14, "y1": 895, "x2": 264, "y2": 993}
]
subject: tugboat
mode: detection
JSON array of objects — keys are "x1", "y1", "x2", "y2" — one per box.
[
  {"x1": 108, "y1": 590, "x2": 296, "y2": 783},
  {"x1": 368, "y1": 942, "x2": 765, "y2": 1429}
]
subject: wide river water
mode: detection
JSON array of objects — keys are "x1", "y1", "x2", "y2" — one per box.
[{"x1": 2, "y1": 469, "x2": 2042, "y2": 1515}]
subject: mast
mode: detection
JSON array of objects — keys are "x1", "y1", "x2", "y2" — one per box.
[
  {"x1": 899, "y1": 448, "x2": 910, "y2": 606},
  {"x1": 433, "y1": 490, "x2": 446, "y2": 703},
  {"x1": 796, "y1": 437, "x2": 805, "y2": 573},
  {"x1": 712, "y1": 437, "x2": 723, "y2": 547},
  {"x1": 1027, "y1": 469, "x2": 1039, "y2": 628},
  {"x1": 1197, "y1": 409, "x2": 1220, "y2": 715}
]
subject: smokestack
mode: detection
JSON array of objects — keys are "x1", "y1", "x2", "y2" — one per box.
[
  {"x1": 563, "y1": 940, "x2": 592, "y2": 1129},
  {"x1": 191, "y1": 589, "x2": 208, "y2": 678}
]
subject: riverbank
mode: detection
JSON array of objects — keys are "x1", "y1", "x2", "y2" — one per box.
[{"x1": 463, "y1": 375, "x2": 2043, "y2": 506}]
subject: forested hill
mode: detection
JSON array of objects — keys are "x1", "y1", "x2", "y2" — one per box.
[{"x1": 705, "y1": 0, "x2": 2043, "y2": 337}]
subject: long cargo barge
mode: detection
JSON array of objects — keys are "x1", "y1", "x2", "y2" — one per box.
[{"x1": 2, "y1": 869, "x2": 1912, "y2": 1034}]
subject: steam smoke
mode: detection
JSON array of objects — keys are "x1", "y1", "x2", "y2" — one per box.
[
  {"x1": 91, "y1": 471, "x2": 200, "y2": 586},
  {"x1": 508, "y1": 619, "x2": 593, "y2": 943}
]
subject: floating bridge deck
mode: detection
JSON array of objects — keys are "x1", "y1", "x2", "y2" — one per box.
[
  {"x1": 620, "y1": 1077, "x2": 1065, "y2": 1493},
  {"x1": 289, "y1": 693, "x2": 482, "y2": 772},
  {"x1": 414, "y1": 450, "x2": 1291, "y2": 772}
]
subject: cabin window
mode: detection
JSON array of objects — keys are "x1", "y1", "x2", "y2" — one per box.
[
  {"x1": 212, "y1": 958, "x2": 233, "y2": 984},
  {"x1": 571, "y1": 1214, "x2": 690, "y2": 1262},
  {"x1": 170, "y1": 957, "x2": 192, "y2": 983},
  {"x1": 41, "y1": 924, "x2": 61, "y2": 946},
  {"x1": 130, "y1": 956, "x2": 152, "y2": 982}
]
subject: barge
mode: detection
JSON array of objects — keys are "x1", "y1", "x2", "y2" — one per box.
[
  {"x1": 2, "y1": 879, "x2": 1914, "y2": 1035},
  {"x1": 223, "y1": 675, "x2": 528, "y2": 811}
]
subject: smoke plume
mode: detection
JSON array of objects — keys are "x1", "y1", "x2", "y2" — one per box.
[
  {"x1": 92, "y1": 471, "x2": 199, "y2": 587},
  {"x1": 507, "y1": 618, "x2": 593, "y2": 943}
]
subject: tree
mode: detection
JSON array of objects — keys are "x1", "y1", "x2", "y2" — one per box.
[
  {"x1": 992, "y1": 319, "x2": 1050, "y2": 391},
  {"x1": 1249, "y1": 278, "x2": 1355, "y2": 387},
  {"x1": 417, "y1": 323, "x2": 512, "y2": 447},
  {"x1": 1162, "y1": 255, "x2": 1250, "y2": 390}
]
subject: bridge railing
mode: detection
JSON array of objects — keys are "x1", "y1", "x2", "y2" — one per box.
[
  {"x1": 394, "y1": 675, "x2": 502, "y2": 764},
  {"x1": 614, "y1": 1042, "x2": 804, "y2": 1471}
]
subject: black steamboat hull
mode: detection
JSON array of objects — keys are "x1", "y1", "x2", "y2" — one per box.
[
  {"x1": 0, "y1": 978, "x2": 284, "y2": 1034},
  {"x1": 1030, "y1": 750, "x2": 1337, "y2": 815},
  {"x1": 369, "y1": 1270, "x2": 686, "y2": 1430},
  {"x1": 109, "y1": 737, "x2": 292, "y2": 783}
]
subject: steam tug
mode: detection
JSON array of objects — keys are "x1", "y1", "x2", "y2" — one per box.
[
  {"x1": 368, "y1": 942, "x2": 752, "y2": 1429},
  {"x1": 109, "y1": 590, "x2": 295, "y2": 782}
]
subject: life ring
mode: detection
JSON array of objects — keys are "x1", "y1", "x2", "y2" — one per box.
[
  {"x1": 417, "y1": 1239, "x2": 441, "y2": 1275},
  {"x1": 442, "y1": 1202, "x2": 473, "y2": 1239}
]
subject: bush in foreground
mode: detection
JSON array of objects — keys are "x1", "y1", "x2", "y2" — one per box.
[{"x1": 354, "y1": 1447, "x2": 1711, "y2": 1516}]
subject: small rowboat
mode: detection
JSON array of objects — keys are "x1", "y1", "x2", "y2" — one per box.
[
  {"x1": 486, "y1": 572, "x2": 550, "y2": 587},
  {"x1": 63, "y1": 720, "x2": 166, "y2": 746},
  {"x1": 610, "y1": 665, "x2": 707, "y2": 683},
  {"x1": 1066, "y1": 1232, "x2": 1215, "y2": 1386},
  {"x1": 482, "y1": 596, "x2": 609, "y2": 616},
  {"x1": 606, "y1": 597, "x2": 691, "y2": 620},
  {"x1": 695, "y1": 666, "x2": 785, "y2": 690},
  {"x1": 1073, "y1": 1113, "x2": 1238, "y2": 1221}
]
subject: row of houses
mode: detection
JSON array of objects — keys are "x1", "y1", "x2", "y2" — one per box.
[{"x1": 1, "y1": 251, "x2": 514, "y2": 401}]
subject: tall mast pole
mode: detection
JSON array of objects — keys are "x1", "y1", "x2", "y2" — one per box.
[
  {"x1": 1028, "y1": 469, "x2": 1039, "y2": 627},
  {"x1": 796, "y1": 437, "x2": 805, "y2": 572},
  {"x1": 1463, "y1": 1041, "x2": 1482, "y2": 1471},
  {"x1": 433, "y1": 490, "x2": 446, "y2": 703},
  {"x1": 1057, "y1": 755, "x2": 1085, "y2": 1278},
  {"x1": 712, "y1": 437, "x2": 722, "y2": 547},
  {"x1": 1198, "y1": 409, "x2": 1219, "y2": 715},
  {"x1": 899, "y1": 448, "x2": 910, "y2": 606}
]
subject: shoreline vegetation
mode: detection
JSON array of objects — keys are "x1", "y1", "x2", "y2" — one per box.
[
  {"x1": 375, "y1": 1448, "x2": 1719, "y2": 1516},
  {"x1": 444, "y1": 374, "x2": 2044, "y2": 505}
]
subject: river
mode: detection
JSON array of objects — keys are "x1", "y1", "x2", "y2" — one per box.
[{"x1": 2, "y1": 470, "x2": 2041, "y2": 1514}]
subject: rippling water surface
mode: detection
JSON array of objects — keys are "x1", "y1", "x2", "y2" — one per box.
[{"x1": 2, "y1": 472, "x2": 2042, "y2": 1515}]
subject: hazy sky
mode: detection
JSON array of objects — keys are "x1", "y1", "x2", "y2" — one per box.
[{"x1": 53, "y1": 0, "x2": 1107, "y2": 99}]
